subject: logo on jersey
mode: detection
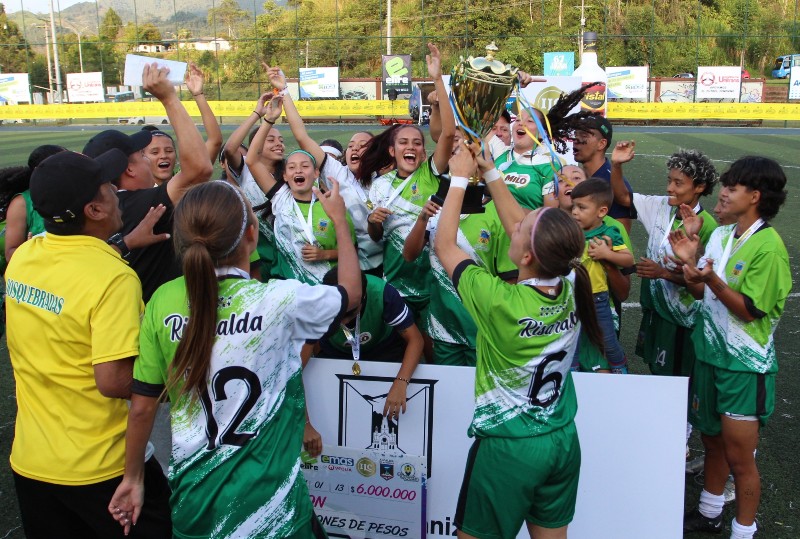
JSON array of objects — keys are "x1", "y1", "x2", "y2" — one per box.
[
  {"x1": 317, "y1": 219, "x2": 329, "y2": 233},
  {"x1": 503, "y1": 173, "x2": 531, "y2": 189},
  {"x1": 476, "y1": 229, "x2": 491, "y2": 251},
  {"x1": 164, "y1": 311, "x2": 264, "y2": 342},
  {"x1": 409, "y1": 181, "x2": 421, "y2": 201},
  {"x1": 732, "y1": 260, "x2": 745, "y2": 277},
  {"x1": 517, "y1": 311, "x2": 578, "y2": 338},
  {"x1": 356, "y1": 457, "x2": 376, "y2": 477}
]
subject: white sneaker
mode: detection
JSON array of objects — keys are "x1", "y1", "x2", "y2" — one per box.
[
  {"x1": 686, "y1": 455, "x2": 705, "y2": 474},
  {"x1": 724, "y1": 475, "x2": 736, "y2": 505}
]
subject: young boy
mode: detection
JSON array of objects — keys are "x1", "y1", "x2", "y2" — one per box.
[{"x1": 570, "y1": 178, "x2": 634, "y2": 373}]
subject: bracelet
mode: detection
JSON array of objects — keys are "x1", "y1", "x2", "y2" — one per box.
[
  {"x1": 264, "y1": 118, "x2": 275, "y2": 126},
  {"x1": 192, "y1": 92, "x2": 204, "y2": 97},
  {"x1": 253, "y1": 110, "x2": 264, "y2": 118},
  {"x1": 449, "y1": 176, "x2": 469, "y2": 189},
  {"x1": 482, "y1": 167, "x2": 501, "y2": 184},
  {"x1": 395, "y1": 377, "x2": 410, "y2": 384}
]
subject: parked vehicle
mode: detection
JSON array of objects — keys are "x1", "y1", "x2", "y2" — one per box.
[
  {"x1": 673, "y1": 72, "x2": 695, "y2": 79},
  {"x1": 771, "y1": 55, "x2": 800, "y2": 78},
  {"x1": 118, "y1": 116, "x2": 169, "y2": 125}
]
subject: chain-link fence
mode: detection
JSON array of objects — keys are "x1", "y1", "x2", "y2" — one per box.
[{"x1": 1, "y1": 0, "x2": 799, "y2": 101}]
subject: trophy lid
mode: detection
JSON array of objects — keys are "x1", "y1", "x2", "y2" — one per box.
[{"x1": 464, "y1": 41, "x2": 518, "y2": 76}]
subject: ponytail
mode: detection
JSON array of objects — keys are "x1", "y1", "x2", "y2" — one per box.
[
  {"x1": 570, "y1": 262, "x2": 604, "y2": 356},
  {"x1": 167, "y1": 242, "x2": 219, "y2": 399}
]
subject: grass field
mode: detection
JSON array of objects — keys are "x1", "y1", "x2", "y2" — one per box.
[{"x1": 0, "y1": 124, "x2": 798, "y2": 538}]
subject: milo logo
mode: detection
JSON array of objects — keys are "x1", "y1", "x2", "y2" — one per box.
[
  {"x1": 581, "y1": 82, "x2": 606, "y2": 114},
  {"x1": 534, "y1": 86, "x2": 564, "y2": 113}
]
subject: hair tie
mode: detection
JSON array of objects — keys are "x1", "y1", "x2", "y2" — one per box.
[
  {"x1": 287, "y1": 149, "x2": 317, "y2": 169},
  {"x1": 569, "y1": 257, "x2": 582, "y2": 269},
  {"x1": 529, "y1": 207, "x2": 553, "y2": 262},
  {"x1": 217, "y1": 181, "x2": 249, "y2": 258}
]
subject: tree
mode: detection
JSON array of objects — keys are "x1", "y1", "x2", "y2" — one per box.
[
  {"x1": 121, "y1": 23, "x2": 163, "y2": 51},
  {"x1": 0, "y1": 3, "x2": 32, "y2": 74},
  {"x1": 207, "y1": 0, "x2": 250, "y2": 39},
  {"x1": 99, "y1": 8, "x2": 123, "y2": 42}
]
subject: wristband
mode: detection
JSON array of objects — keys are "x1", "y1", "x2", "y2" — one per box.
[
  {"x1": 395, "y1": 377, "x2": 410, "y2": 384},
  {"x1": 482, "y1": 167, "x2": 501, "y2": 184},
  {"x1": 192, "y1": 92, "x2": 204, "y2": 97},
  {"x1": 253, "y1": 110, "x2": 264, "y2": 119},
  {"x1": 449, "y1": 176, "x2": 469, "y2": 189},
  {"x1": 264, "y1": 118, "x2": 275, "y2": 126}
]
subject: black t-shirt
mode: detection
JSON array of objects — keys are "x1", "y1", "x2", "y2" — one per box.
[{"x1": 118, "y1": 183, "x2": 180, "y2": 302}]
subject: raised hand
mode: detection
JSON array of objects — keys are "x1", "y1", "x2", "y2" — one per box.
[
  {"x1": 418, "y1": 199, "x2": 441, "y2": 222},
  {"x1": 668, "y1": 229, "x2": 700, "y2": 265},
  {"x1": 262, "y1": 62, "x2": 287, "y2": 91},
  {"x1": 448, "y1": 144, "x2": 478, "y2": 178},
  {"x1": 611, "y1": 140, "x2": 636, "y2": 166},
  {"x1": 263, "y1": 95, "x2": 283, "y2": 123},
  {"x1": 184, "y1": 62, "x2": 205, "y2": 96},
  {"x1": 314, "y1": 177, "x2": 346, "y2": 222},
  {"x1": 124, "y1": 204, "x2": 169, "y2": 250},
  {"x1": 426, "y1": 42, "x2": 443, "y2": 79},
  {"x1": 142, "y1": 62, "x2": 175, "y2": 101},
  {"x1": 253, "y1": 92, "x2": 272, "y2": 118},
  {"x1": 678, "y1": 203, "x2": 703, "y2": 238}
]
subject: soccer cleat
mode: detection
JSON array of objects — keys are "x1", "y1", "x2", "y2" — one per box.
[
  {"x1": 683, "y1": 508, "x2": 723, "y2": 534},
  {"x1": 723, "y1": 476, "x2": 736, "y2": 505}
]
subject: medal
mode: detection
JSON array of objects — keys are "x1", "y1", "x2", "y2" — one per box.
[
  {"x1": 366, "y1": 199, "x2": 374, "y2": 210},
  {"x1": 341, "y1": 313, "x2": 362, "y2": 376}
]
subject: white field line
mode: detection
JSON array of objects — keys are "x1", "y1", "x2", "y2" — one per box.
[
  {"x1": 622, "y1": 292, "x2": 800, "y2": 309},
  {"x1": 632, "y1": 153, "x2": 800, "y2": 170}
]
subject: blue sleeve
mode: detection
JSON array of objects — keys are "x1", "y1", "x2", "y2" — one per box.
[{"x1": 382, "y1": 283, "x2": 414, "y2": 331}]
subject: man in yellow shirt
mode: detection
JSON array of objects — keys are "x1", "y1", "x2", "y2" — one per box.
[{"x1": 6, "y1": 150, "x2": 171, "y2": 538}]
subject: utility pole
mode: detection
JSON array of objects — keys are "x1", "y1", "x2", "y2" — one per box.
[
  {"x1": 386, "y1": 0, "x2": 392, "y2": 55},
  {"x1": 48, "y1": 0, "x2": 63, "y2": 103}
]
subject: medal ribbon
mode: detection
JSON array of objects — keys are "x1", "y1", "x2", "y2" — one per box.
[{"x1": 714, "y1": 218, "x2": 764, "y2": 280}]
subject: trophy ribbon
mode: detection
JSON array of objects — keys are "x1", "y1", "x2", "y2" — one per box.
[
  {"x1": 292, "y1": 191, "x2": 318, "y2": 246},
  {"x1": 341, "y1": 313, "x2": 362, "y2": 375}
]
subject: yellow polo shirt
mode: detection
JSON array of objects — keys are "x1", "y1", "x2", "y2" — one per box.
[{"x1": 6, "y1": 233, "x2": 144, "y2": 485}]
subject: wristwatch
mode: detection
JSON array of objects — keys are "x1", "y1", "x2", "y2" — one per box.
[{"x1": 107, "y1": 232, "x2": 131, "y2": 259}]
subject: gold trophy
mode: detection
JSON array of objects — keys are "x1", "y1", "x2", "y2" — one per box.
[{"x1": 433, "y1": 42, "x2": 519, "y2": 213}]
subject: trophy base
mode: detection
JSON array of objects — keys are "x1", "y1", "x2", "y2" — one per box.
[{"x1": 431, "y1": 178, "x2": 486, "y2": 214}]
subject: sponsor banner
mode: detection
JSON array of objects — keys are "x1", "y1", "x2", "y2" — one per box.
[
  {"x1": 0, "y1": 74, "x2": 31, "y2": 104},
  {"x1": 606, "y1": 66, "x2": 648, "y2": 99},
  {"x1": 302, "y1": 446, "x2": 426, "y2": 539},
  {"x1": 299, "y1": 67, "x2": 340, "y2": 99},
  {"x1": 67, "y1": 72, "x2": 105, "y2": 103},
  {"x1": 543, "y1": 52, "x2": 575, "y2": 76},
  {"x1": 304, "y1": 359, "x2": 687, "y2": 538},
  {"x1": 382, "y1": 54, "x2": 412, "y2": 95},
  {"x1": 4, "y1": 101, "x2": 800, "y2": 120},
  {"x1": 790, "y1": 59, "x2": 800, "y2": 99},
  {"x1": 696, "y1": 66, "x2": 741, "y2": 100},
  {"x1": 514, "y1": 76, "x2": 583, "y2": 116}
]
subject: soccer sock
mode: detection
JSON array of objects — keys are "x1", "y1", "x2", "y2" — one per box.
[
  {"x1": 698, "y1": 489, "x2": 724, "y2": 518},
  {"x1": 730, "y1": 518, "x2": 757, "y2": 539}
]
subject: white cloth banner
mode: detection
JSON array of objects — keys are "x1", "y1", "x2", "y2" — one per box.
[
  {"x1": 606, "y1": 66, "x2": 649, "y2": 99},
  {"x1": 0, "y1": 74, "x2": 31, "y2": 104},
  {"x1": 300, "y1": 67, "x2": 340, "y2": 99},
  {"x1": 696, "y1": 66, "x2": 741, "y2": 100},
  {"x1": 67, "y1": 72, "x2": 105, "y2": 103},
  {"x1": 304, "y1": 359, "x2": 687, "y2": 539}
]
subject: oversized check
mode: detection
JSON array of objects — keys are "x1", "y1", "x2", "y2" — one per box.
[{"x1": 301, "y1": 445, "x2": 427, "y2": 539}]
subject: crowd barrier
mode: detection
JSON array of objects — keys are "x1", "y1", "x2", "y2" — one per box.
[{"x1": 1, "y1": 100, "x2": 800, "y2": 121}]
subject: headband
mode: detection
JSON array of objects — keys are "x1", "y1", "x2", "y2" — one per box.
[
  {"x1": 218, "y1": 181, "x2": 249, "y2": 258},
  {"x1": 287, "y1": 149, "x2": 317, "y2": 169},
  {"x1": 320, "y1": 145, "x2": 343, "y2": 158},
  {"x1": 529, "y1": 207, "x2": 553, "y2": 263}
]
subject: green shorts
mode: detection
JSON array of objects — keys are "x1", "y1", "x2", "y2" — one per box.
[
  {"x1": 403, "y1": 295, "x2": 430, "y2": 334},
  {"x1": 432, "y1": 340, "x2": 476, "y2": 367},
  {"x1": 636, "y1": 309, "x2": 696, "y2": 377},
  {"x1": 575, "y1": 331, "x2": 609, "y2": 372},
  {"x1": 455, "y1": 424, "x2": 581, "y2": 538},
  {"x1": 688, "y1": 360, "x2": 775, "y2": 436}
]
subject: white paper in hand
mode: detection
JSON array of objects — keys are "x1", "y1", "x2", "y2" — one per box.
[{"x1": 124, "y1": 54, "x2": 187, "y2": 86}]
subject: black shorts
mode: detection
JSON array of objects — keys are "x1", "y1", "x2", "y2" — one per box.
[{"x1": 13, "y1": 457, "x2": 172, "y2": 539}]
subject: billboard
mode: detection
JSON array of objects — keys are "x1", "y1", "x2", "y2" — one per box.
[
  {"x1": 543, "y1": 52, "x2": 575, "y2": 76},
  {"x1": 382, "y1": 54, "x2": 412, "y2": 95},
  {"x1": 67, "y1": 72, "x2": 105, "y2": 103},
  {"x1": 299, "y1": 67, "x2": 340, "y2": 99},
  {"x1": 0, "y1": 74, "x2": 31, "y2": 104},
  {"x1": 606, "y1": 66, "x2": 649, "y2": 100},
  {"x1": 696, "y1": 66, "x2": 741, "y2": 100}
]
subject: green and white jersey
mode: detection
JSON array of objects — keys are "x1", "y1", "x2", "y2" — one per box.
[
  {"x1": 427, "y1": 202, "x2": 512, "y2": 347},
  {"x1": 321, "y1": 157, "x2": 384, "y2": 271},
  {"x1": 134, "y1": 271, "x2": 345, "y2": 539},
  {"x1": 368, "y1": 158, "x2": 441, "y2": 300},
  {"x1": 272, "y1": 184, "x2": 355, "y2": 284},
  {"x1": 238, "y1": 167, "x2": 278, "y2": 277},
  {"x1": 456, "y1": 264, "x2": 580, "y2": 438},
  {"x1": 494, "y1": 148, "x2": 561, "y2": 210},
  {"x1": 693, "y1": 224, "x2": 792, "y2": 374},
  {"x1": 633, "y1": 194, "x2": 717, "y2": 326}
]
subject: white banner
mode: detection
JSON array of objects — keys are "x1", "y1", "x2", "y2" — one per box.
[
  {"x1": 302, "y1": 446, "x2": 426, "y2": 538},
  {"x1": 304, "y1": 359, "x2": 687, "y2": 539},
  {"x1": 696, "y1": 66, "x2": 741, "y2": 100},
  {"x1": 606, "y1": 66, "x2": 649, "y2": 100},
  {"x1": 67, "y1": 72, "x2": 105, "y2": 103},
  {"x1": 790, "y1": 58, "x2": 800, "y2": 99},
  {"x1": 0, "y1": 74, "x2": 31, "y2": 104},
  {"x1": 300, "y1": 67, "x2": 340, "y2": 99}
]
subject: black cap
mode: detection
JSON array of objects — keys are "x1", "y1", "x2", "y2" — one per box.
[
  {"x1": 30, "y1": 150, "x2": 128, "y2": 224},
  {"x1": 82, "y1": 129, "x2": 152, "y2": 158},
  {"x1": 579, "y1": 114, "x2": 613, "y2": 144}
]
